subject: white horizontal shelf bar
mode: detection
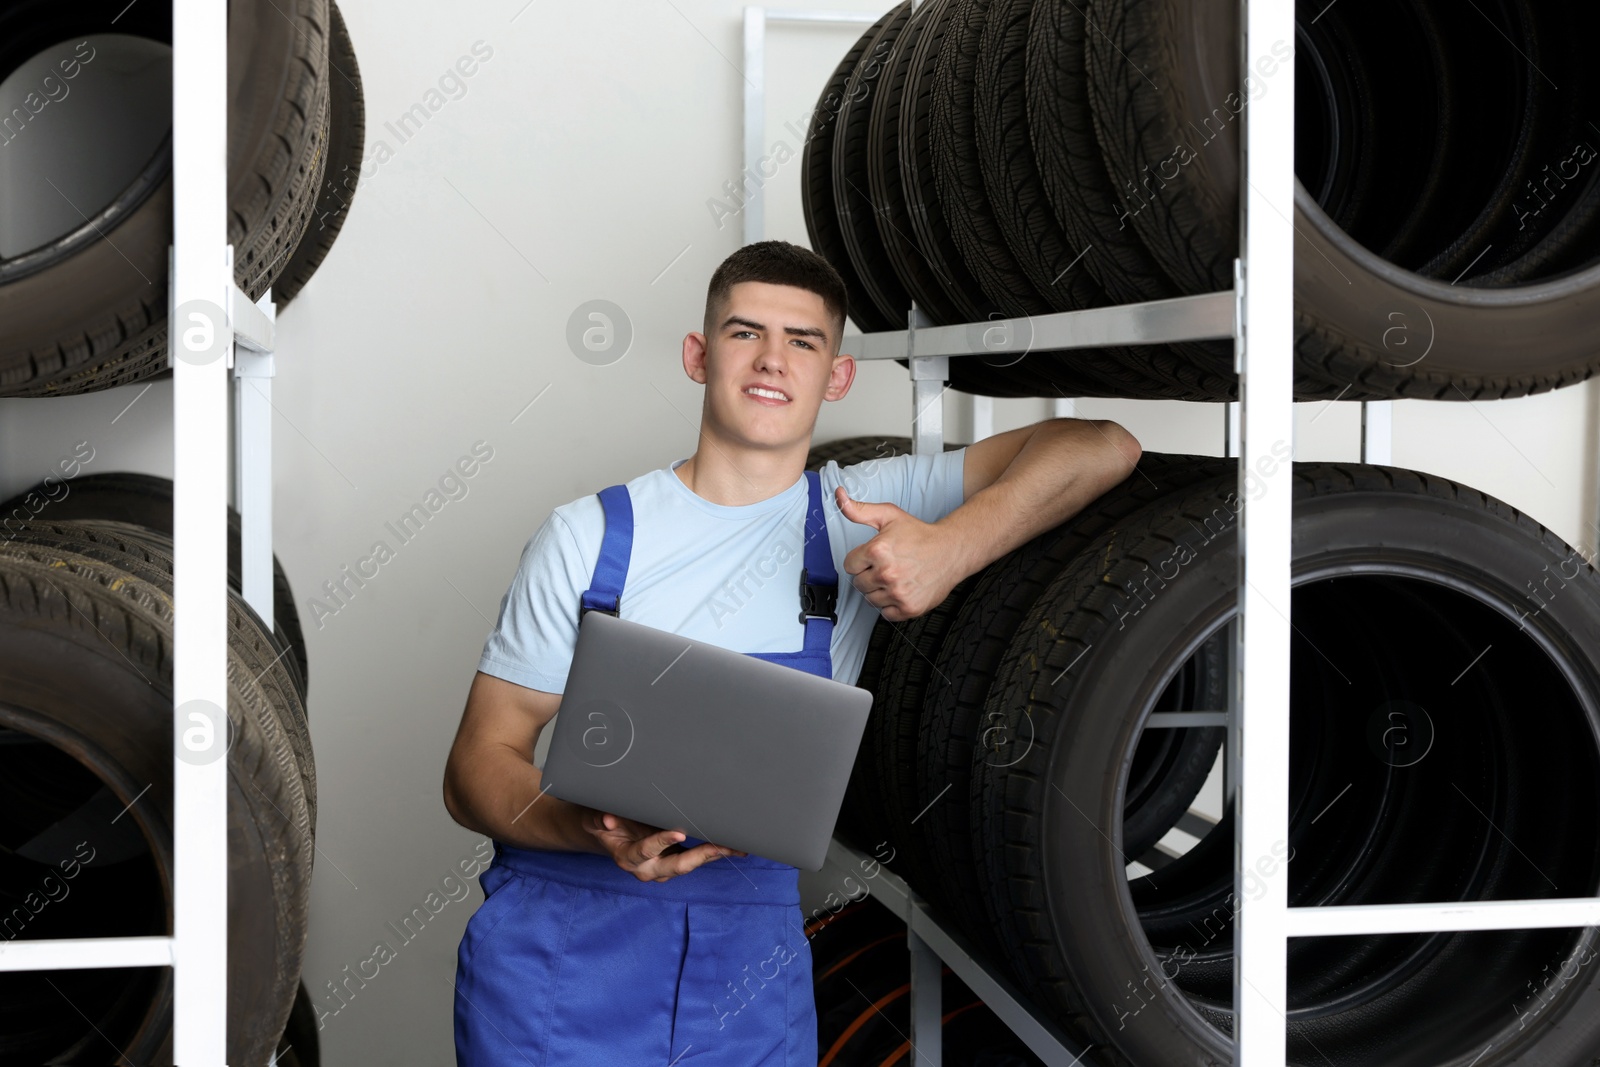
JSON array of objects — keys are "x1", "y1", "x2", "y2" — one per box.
[
  {"x1": 763, "y1": 9, "x2": 886, "y2": 22},
  {"x1": 1147, "y1": 711, "x2": 1229, "y2": 728},
  {"x1": 0, "y1": 936, "x2": 174, "y2": 972},
  {"x1": 1288, "y1": 897, "x2": 1600, "y2": 937},
  {"x1": 844, "y1": 290, "x2": 1236, "y2": 362},
  {"x1": 826, "y1": 838, "x2": 1096, "y2": 1066},
  {"x1": 229, "y1": 279, "x2": 275, "y2": 354},
  {"x1": 1176, "y1": 810, "x2": 1219, "y2": 837}
]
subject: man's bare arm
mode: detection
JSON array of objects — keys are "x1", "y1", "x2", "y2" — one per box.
[
  {"x1": 442, "y1": 671, "x2": 744, "y2": 879},
  {"x1": 941, "y1": 416, "x2": 1141, "y2": 576},
  {"x1": 837, "y1": 417, "x2": 1141, "y2": 621},
  {"x1": 442, "y1": 671, "x2": 605, "y2": 853}
]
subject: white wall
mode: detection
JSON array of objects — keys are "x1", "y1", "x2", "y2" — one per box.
[{"x1": 1, "y1": 1, "x2": 1598, "y2": 1062}]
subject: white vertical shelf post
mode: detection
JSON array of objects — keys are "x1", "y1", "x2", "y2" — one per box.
[
  {"x1": 171, "y1": 0, "x2": 232, "y2": 1060},
  {"x1": 899, "y1": 297, "x2": 940, "y2": 1059},
  {"x1": 233, "y1": 288, "x2": 277, "y2": 629},
  {"x1": 1361, "y1": 400, "x2": 1393, "y2": 465},
  {"x1": 907, "y1": 926, "x2": 943, "y2": 1063},
  {"x1": 908, "y1": 306, "x2": 947, "y2": 455},
  {"x1": 743, "y1": 6, "x2": 767, "y2": 247},
  {"x1": 741, "y1": 6, "x2": 888, "y2": 251},
  {"x1": 968, "y1": 393, "x2": 993, "y2": 442},
  {"x1": 1233, "y1": 0, "x2": 1295, "y2": 1061}
]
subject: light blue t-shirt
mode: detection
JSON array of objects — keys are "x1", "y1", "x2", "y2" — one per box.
[{"x1": 477, "y1": 448, "x2": 968, "y2": 693}]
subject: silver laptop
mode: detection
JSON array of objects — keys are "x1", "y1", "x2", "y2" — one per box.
[{"x1": 541, "y1": 609, "x2": 873, "y2": 870}]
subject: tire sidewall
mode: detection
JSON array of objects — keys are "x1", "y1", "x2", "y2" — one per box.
[{"x1": 1035, "y1": 483, "x2": 1600, "y2": 1064}]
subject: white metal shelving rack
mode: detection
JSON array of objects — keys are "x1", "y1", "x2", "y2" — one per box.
[
  {"x1": 0, "y1": 3, "x2": 278, "y2": 1062},
  {"x1": 748, "y1": 3, "x2": 1600, "y2": 1065}
]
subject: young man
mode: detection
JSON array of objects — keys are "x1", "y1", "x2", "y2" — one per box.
[{"x1": 442, "y1": 240, "x2": 1139, "y2": 1065}]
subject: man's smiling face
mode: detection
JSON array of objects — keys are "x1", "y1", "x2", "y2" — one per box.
[{"x1": 686, "y1": 280, "x2": 855, "y2": 453}]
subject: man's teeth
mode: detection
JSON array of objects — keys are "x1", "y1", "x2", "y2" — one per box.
[{"x1": 746, "y1": 387, "x2": 789, "y2": 401}]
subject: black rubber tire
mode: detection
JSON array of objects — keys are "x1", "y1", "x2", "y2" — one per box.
[
  {"x1": 1023, "y1": 0, "x2": 1238, "y2": 400},
  {"x1": 834, "y1": 3, "x2": 918, "y2": 329},
  {"x1": 224, "y1": 0, "x2": 331, "y2": 302},
  {"x1": 859, "y1": 568, "x2": 983, "y2": 914},
  {"x1": 273, "y1": 982, "x2": 322, "y2": 1067},
  {"x1": 897, "y1": 0, "x2": 996, "y2": 326},
  {"x1": 1284, "y1": 5, "x2": 1380, "y2": 255},
  {"x1": 836, "y1": 602, "x2": 901, "y2": 855},
  {"x1": 94, "y1": 511, "x2": 307, "y2": 716},
  {"x1": 808, "y1": 5, "x2": 1140, "y2": 406},
  {"x1": 890, "y1": 0, "x2": 1122, "y2": 407},
  {"x1": 1025, "y1": 0, "x2": 1173, "y2": 308},
  {"x1": 945, "y1": 350, "x2": 1132, "y2": 398},
  {"x1": 0, "y1": 547, "x2": 311, "y2": 1066},
  {"x1": 805, "y1": 434, "x2": 962, "y2": 473},
  {"x1": 929, "y1": 0, "x2": 1218, "y2": 405},
  {"x1": 981, "y1": 0, "x2": 1239, "y2": 401},
  {"x1": 0, "y1": 471, "x2": 309, "y2": 702},
  {"x1": 972, "y1": 462, "x2": 1600, "y2": 1065},
  {"x1": 867, "y1": 453, "x2": 1225, "y2": 945},
  {"x1": 973, "y1": 0, "x2": 1106, "y2": 319},
  {"x1": 867, "y1": 0, "x2": 965, "y2": 326},
  {"x1": 931, "y1": 0, "x2": 1057, "y2": 319},
  {"x1": 0, "y1": 729, "x2": 168, "y2": 1063},
  {"x1": 0, "y1": 519, "x2": 315, "y2": 829},
  {"x1": 1442, "y1": 0, "x2": 1600, "y2": 287},
  {"x1": 1403, "y1": 0, "x2": 1572, "y2": 284},
  {"x1": 917, "y1": 452, "x2": 1228, "y2": 964},
  {"x1": 868, "y1": 0, "x2": 1131, "y2": 413},
  {"x1": 1084, "y1": 0, "x2": 1600, "y2": 401},
  {"x1": 0, "y1": 0, "x2": 331, "y2": 397},
  {"x1": 1344, "y1": 0, "x2": 1457, "y2": 271},
  {"x1": 802, "y1": 6, "x2": 905, "y2": 334},
  {"x1": 1118, "y1": 632, "x2": 1224, "y2": 864},
  {"x1": 812, "y1": 435, "x2": 959, "y2": 852},
  {"x1": 919, "y1": 0, "x2": 1200, "y2": 399},
  {"x1": 273, "y1": 0, "x2": 363, "y2": 307},
  {"x1": 864, "y1": 0, "x2": 1119, "y2": 407}
]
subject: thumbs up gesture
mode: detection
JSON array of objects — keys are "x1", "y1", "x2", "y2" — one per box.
[{"x1": 836, "y1": 485, "x2": 957, "y2": 622}]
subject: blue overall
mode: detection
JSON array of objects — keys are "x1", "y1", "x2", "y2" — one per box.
[{"x1": 454, "y1": 470, "x2": 838, "y2": 1066}]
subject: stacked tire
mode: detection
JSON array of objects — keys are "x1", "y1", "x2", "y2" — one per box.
[
  {"x1": 1, "y1": 472, "x2": 311, "y2": 698},
  {"x1": 829, "y1": 438, "x2": 1600, "y2": 1066},
  {"x1": 0, "y1": 1, "x2": 354, "y2": 1057},
  {"x1": 801, "y1": 0, "x2": 1600, "y2": 401},
  {"x1": 0, "y1": 514, "x2": 316, "y2": 1064},
  {"x1": 0, "y1": 0, "x2": 365, "y2": 395},
  {"x1": 806, "y1": 433, "x2": 963, "y2": 472}
]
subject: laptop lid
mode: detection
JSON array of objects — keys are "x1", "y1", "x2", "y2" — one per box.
[{"x1": 541, "y1": 609, "x2": 873, "y2": 870}]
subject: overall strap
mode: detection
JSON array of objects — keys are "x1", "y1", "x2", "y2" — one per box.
[
  {"x1": 579, "y1": 484, "x2": 633, "y2": 620},
  {"x1": 799, "y1": 469, "x2": 837, "y2": 655}
]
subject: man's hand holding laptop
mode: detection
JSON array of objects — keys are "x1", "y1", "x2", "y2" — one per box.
[{"x1": 581, "y1": 808, "x2": 748, "y2": 883}]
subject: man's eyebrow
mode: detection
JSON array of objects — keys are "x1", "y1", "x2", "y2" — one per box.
[{"x1": 720, "y1": 316, "x2": 829, "y2": 343}]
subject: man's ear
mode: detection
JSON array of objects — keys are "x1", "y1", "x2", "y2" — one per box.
[
  {"x1": 825, "y1": 350, "x2": 856, "y2": 401},
  {"x1": 683, "y1": 331, "x2": 709, "y2": 384}
]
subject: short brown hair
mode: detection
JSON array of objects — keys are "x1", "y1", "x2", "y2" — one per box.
[{"x1": 703, "y1": 240, "x2": 848, "y2": 350}]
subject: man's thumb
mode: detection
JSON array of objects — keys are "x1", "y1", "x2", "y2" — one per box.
[{"x1": 836, "y1": 486, "x2": 890, "y2": 528}]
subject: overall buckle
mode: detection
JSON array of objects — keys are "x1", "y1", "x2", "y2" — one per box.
[{"x1": 799, "y1": 568, "x2": 838, "y2": 625}]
